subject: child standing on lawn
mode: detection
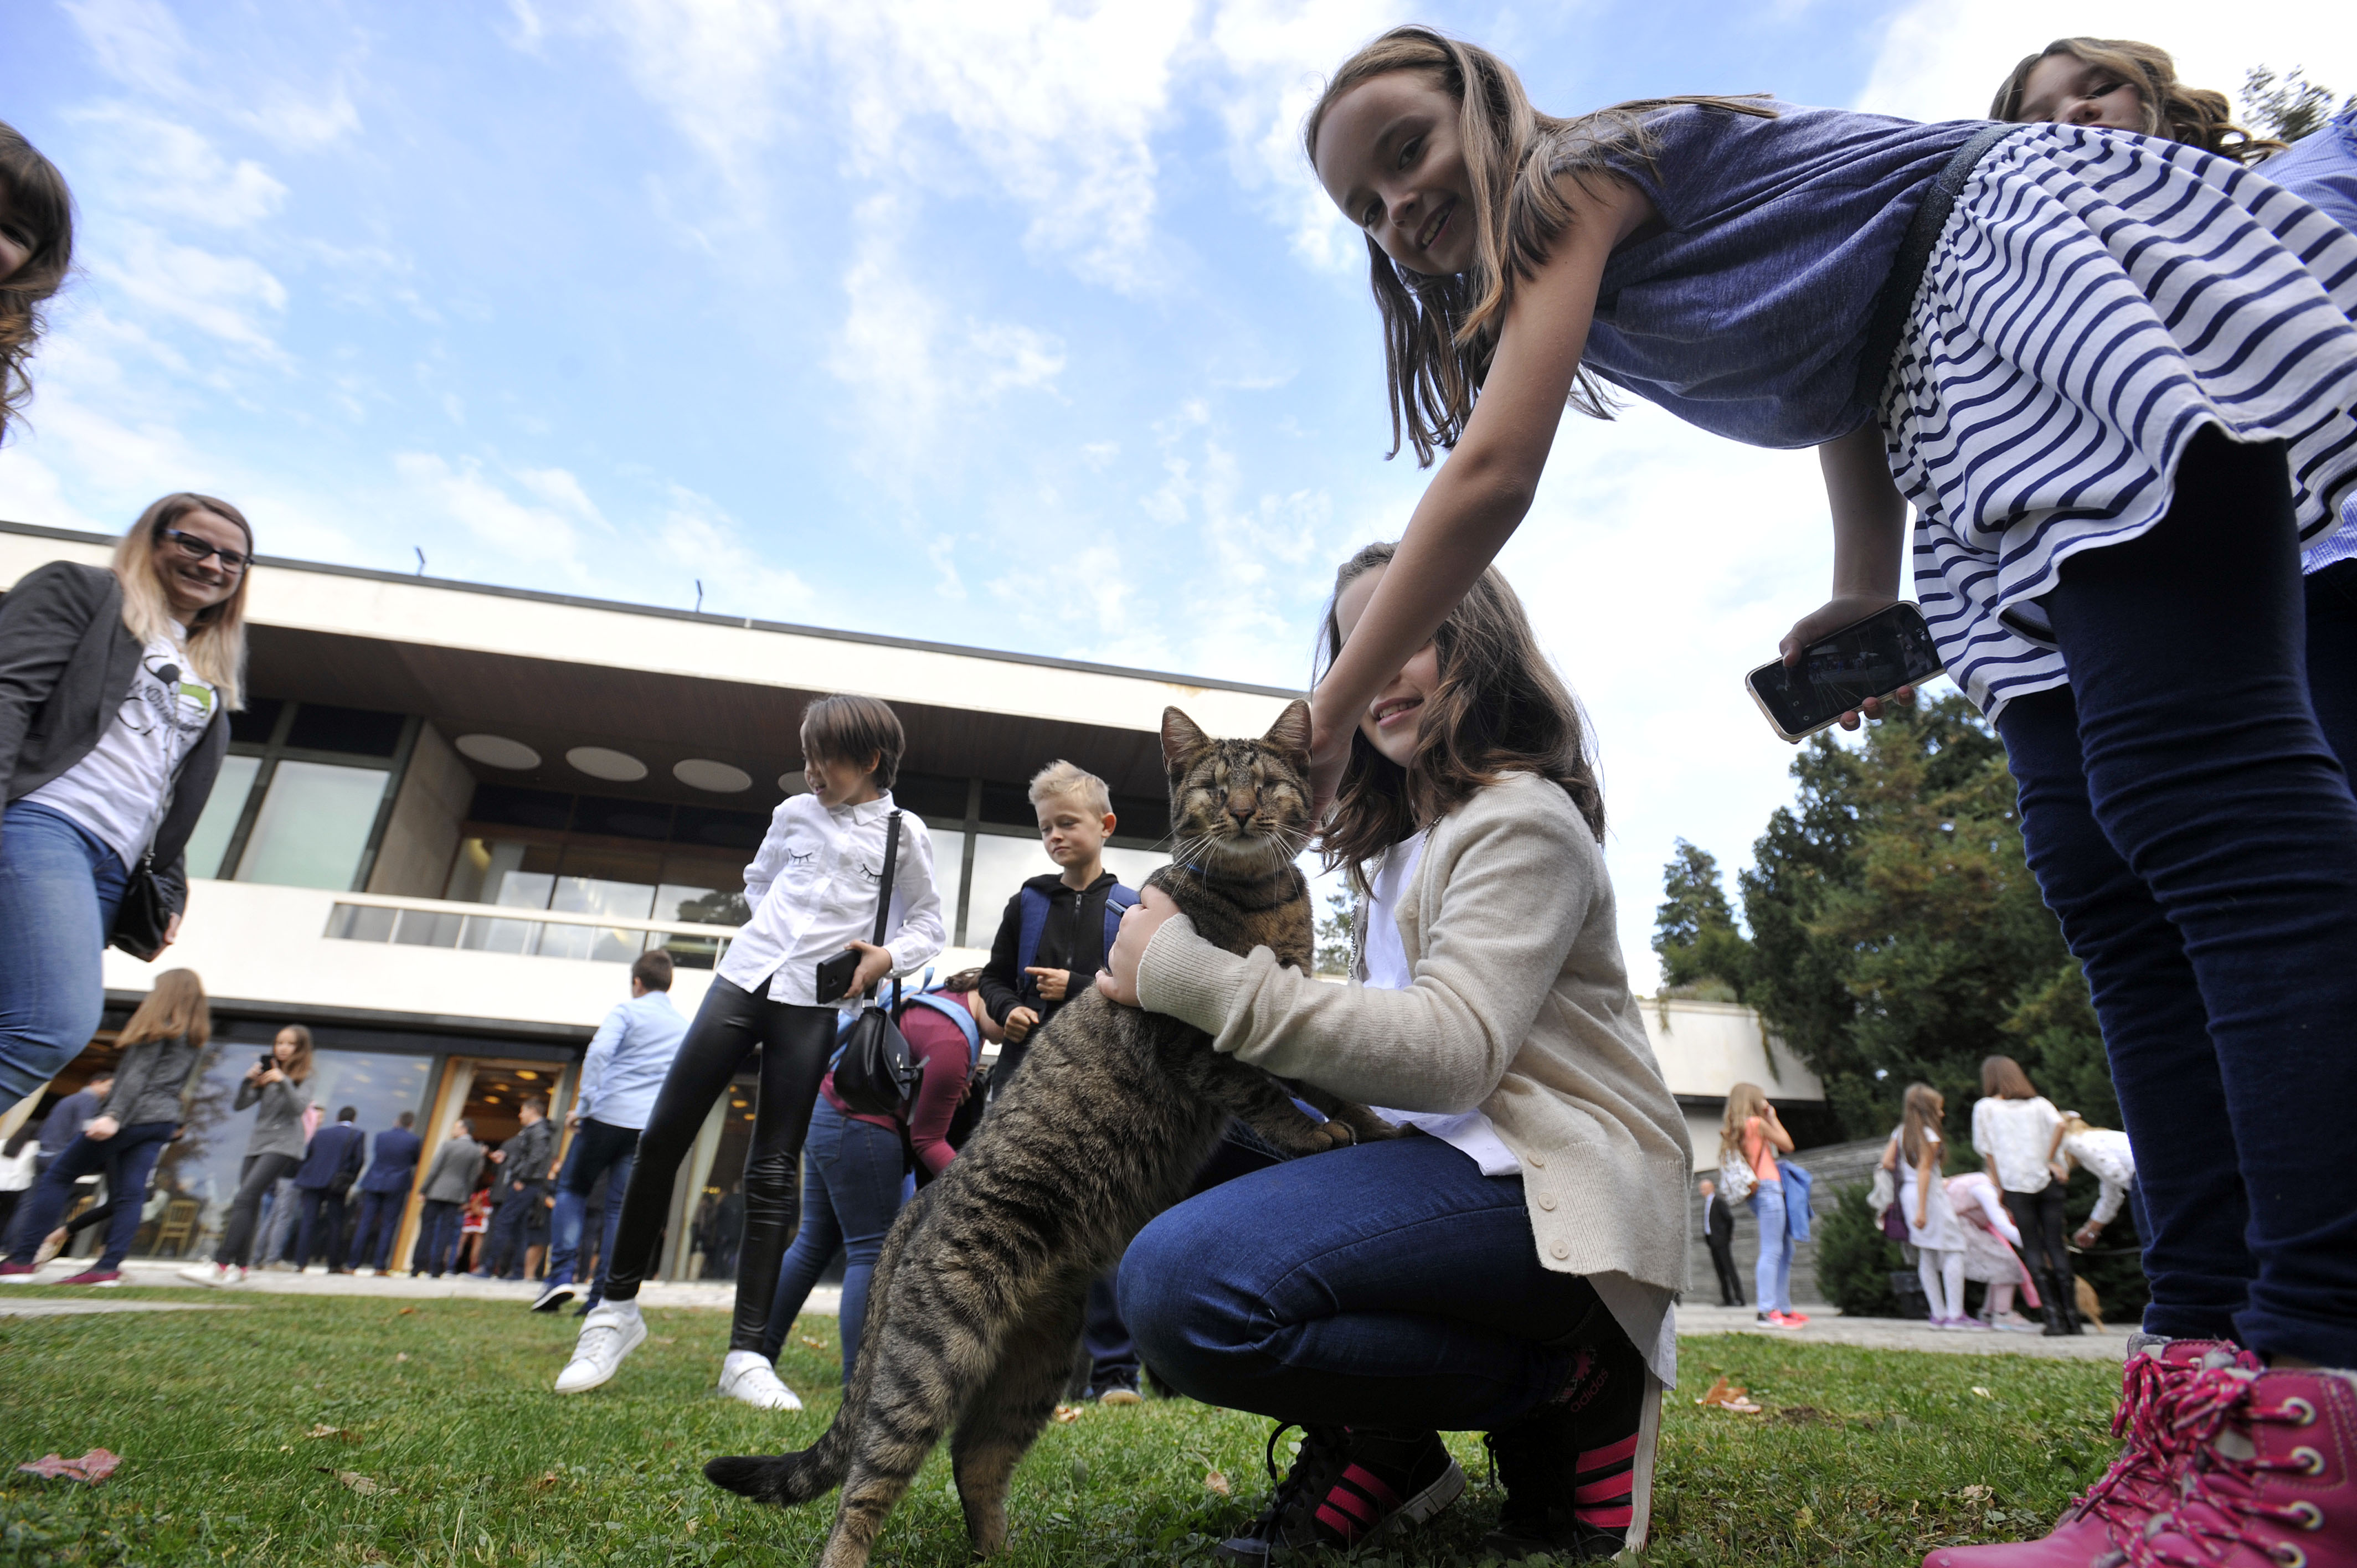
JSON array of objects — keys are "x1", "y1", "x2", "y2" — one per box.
[
  {"x1": 1300, "y1": 29, "x2": 2357, "y2": 1566},
  {"x1": 1104, "y1": 541, "x2": 1690, "y2": 1564},
  {"x1": 1882, "y1": 1085, "x2": 1972, "y2": 1332},
  {"x1": 555, "y1": 694, "x2": 943, "y2": 1409},
  {"x1": 977, "y1": 760, "x2": 1144, "y2": 1404}
]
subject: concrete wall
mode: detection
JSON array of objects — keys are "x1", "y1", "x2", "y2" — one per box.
[
  {"x1": 1636, "y1": 997, "x2": 1825, "y2": 1171},
  {"x1": 366, "y1": 722, "x2": 473, "y2": 898}
]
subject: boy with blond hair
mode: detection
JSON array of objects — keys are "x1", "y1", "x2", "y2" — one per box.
[{"x1": 976, "y1": 759, "x2": 1144, "y2": 1403}]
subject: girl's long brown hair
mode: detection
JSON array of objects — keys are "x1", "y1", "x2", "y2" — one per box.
[
  {"x1": 1303, "y1": 25, "x2": 1774, "y2": 466},
  {"x1": 119, "y1": 969, "x2": 212, "y2": 1051},
  {"x1": 1900, "y1": 1082, "x2": 1946, "y2": 1170},
  {"x1": 1316, "y1": 540, "x2": 1603, "y2": 894},
  {"x1": 1980, "y1": 1054, "x2": 2037, "y2": 1101},
  {"x1": 274, "y1": 1023, "x2": 315, "y2": 1084},
  {"x1": 1989, "y1": 39, "x2": 2285, "y2": 163},
  {"x1": 0, "y1": 121, "x2": 74, "y2": 445}
]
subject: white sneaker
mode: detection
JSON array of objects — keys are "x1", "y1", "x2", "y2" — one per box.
[
  {"x1": 717, "y1": 1350, "x2": 804, "y2": 1411},
  {"x1": 353, "y1": 1267, "x2": 375, "y2": 1278},
  {"x1": 179, "y1": 1262, "x2": 228, "y2": 1286},
  {"x1": 555, "y1": 1301, "x2": 646, "y2": 1394}
]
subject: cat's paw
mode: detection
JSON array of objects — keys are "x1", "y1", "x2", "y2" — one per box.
[{"x1": 1330, "y1": 1105, "x2": 1402, "y2": 1143}]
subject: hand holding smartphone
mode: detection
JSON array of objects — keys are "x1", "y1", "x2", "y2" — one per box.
[
  {"x1": 1747, "y1": 602, "x2": 1943, "y2": 742},
  {"x1": 815, "y1": 947, "x2": 861, "y2": 1003}
]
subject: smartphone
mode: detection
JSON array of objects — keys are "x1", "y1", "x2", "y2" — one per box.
[
  {"x1": 1746, "y1": 602, "x2": 1943, "y2": 743},
  {"x1": 815, "y1": 949, "x2": 861, "y2": 1004}
]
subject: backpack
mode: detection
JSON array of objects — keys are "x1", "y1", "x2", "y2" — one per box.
[{"x1": 1014, "y1": 880, "x2": 1139, "y2": 1004}]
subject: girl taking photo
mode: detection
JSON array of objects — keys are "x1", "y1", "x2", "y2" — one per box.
[
  {"x1": 183, "y1": 1024, "x2": 313, "y2": 1286},
  {"x1": 1718, "y1": 1082, "x2": 1806, "y2": 1330},
  {"x1": 1, "y1": 495, "x2": 251, "y2": 1104},
  {"x1": 1104, "y1": 541, "x2": 1690, "y2": 1564},
  {"x1": 1299, "y1": 30, "x2": 2357, "y2": 1565}
]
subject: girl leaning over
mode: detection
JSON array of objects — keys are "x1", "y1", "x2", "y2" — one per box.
[
  {"x1": 1105, "y1": 541, "x2": 1690, "y2": 1564},
  {"x1": 1300, "y1": 29, "x2": 2357, "y2": 1565},
  {"x1": 1717, "y1": 1082, "x2": 1807, "y2": 1330},
  {"x1": 0, "y1": 969, "x2": 209, "y2": 1286},
  {"x1": 1, "y1": 496, "x2": 253, "y2": 1103}
]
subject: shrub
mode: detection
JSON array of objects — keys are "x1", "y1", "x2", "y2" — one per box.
[{"x1": 1817, "y1": 1179, "x2": 1907, "y2": 1317}]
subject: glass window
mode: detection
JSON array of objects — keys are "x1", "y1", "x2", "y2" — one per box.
[
  {"x1": 655, "y1": 883, "x2": 749, "y2": 927},
  {"x1": 1102, "y1": 845, "x2": 1170, "y2": 890},
  {"x1": 234, "y1": 760, "x2": 391, "y2": 890},
  {"x1": 964, "y1": 832, "x2": 1050, "y2": 945},
  {"x1": 141, "y1": 1046, "x2": 433, "y2": 1262},
  {"x1": 930, "y1": 827, "x2": 966, "y2": 942},
  {"x1": 182, "y1": 755, "x2": 260, "y2": 879}
]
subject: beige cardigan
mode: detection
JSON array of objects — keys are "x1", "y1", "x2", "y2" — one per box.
[{"x1": 1139, "y1": 770, "x2": 1692, "y2": 1292}]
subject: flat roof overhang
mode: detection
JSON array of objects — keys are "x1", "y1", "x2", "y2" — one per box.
[{"x1": 2, "y1": 521, "x2": 1306, "y2": 807}]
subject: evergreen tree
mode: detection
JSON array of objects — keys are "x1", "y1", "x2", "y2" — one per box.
[{"x1": 1652, "y1": 840, "x2": 1748, "y2": 998}]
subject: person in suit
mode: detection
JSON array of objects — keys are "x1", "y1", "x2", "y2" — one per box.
[
  {"x1": 32, "y1": 1074, "x2": 111, "y2": 1174},
  {"x1": 472, "y1": 1097, "x2": 555, "y2": 1281},
  {"x1": 349, "y1": 1110, "x2": 421, "y2": 1276},
  {"x1": 293, "y1": 1105, "x2": 364, "y2": 1272},
  {"x1": 411, "y1": 1118, "x2": 482, "y2": 1278},
  {"x1": 1701, "y1": 1177, "x2": 1744, "y2": 1308}
]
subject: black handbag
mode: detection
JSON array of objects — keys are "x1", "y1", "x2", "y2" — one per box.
[
  {"x1": 830, "y1": 812, "x2": 922, "y2": 1117},
  {"x1": 109, "y1": 847, "x2": 172, "y2": 962}
]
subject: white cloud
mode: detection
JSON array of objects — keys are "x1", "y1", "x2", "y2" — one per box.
[
  {"x1": 87, "y1": 225, "x2": 290, "y2": 360},
  {"x1": 71, "y1": 108, "x2": 289, "y2": 229},
  {"x1": 653, "y1": 484, "x2": 813, "y2": 619},
  {"x1": 1856, "y1": 0, "x2": 2345, "y2": 121},
  {"x1": 393, "y1": 453, "x2": 603, "y2": 576},
  {"x1": 63, "y1": 0, "x2": 362, "y2": 149}
]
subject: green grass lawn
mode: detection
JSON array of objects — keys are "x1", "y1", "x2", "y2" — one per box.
[{"x1": 1, "y1": 1290, "x2": 2124, "y2": 1567}]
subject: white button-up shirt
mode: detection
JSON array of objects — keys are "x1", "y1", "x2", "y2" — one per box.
[
  {"x1": 718, "y1": 792, "x2": 945, "y2": 1009},
  {"x1": 1972, "y1": 1095, "x2": 2062, "y2": 1194}
]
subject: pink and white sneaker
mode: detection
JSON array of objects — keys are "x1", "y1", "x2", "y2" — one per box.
[{"x1": 58, "y1": 1268, "x2": 121, "y2": 1287}]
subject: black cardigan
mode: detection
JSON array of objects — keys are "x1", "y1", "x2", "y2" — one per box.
[{"x1": 0, "y1": 561, "x2": 230, "y2": 914}]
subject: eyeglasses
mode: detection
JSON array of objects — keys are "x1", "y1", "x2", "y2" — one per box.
[{"x1": 158, "y1": 528, "x2": 251, "y2": 574}]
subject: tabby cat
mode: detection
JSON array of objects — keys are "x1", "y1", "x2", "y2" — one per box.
[{"x1": 704, "y1": 700, "x2": 1396, "y2": 1567}]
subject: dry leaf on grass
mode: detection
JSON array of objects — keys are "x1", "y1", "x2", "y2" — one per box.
[
  {"x1": 317, "y1": 1467, "x2": 393, "y2": 1495},
  {"x1": 393, "y1": 1353, "x2": 409, "y2": 1363},
  {"x1": 651, "y1": 1336, "x2": 677, "y2": 1346},
  {"x1": 305, "y1": 1425, "x2": 357, "y2": 1442},
  {"x1": 799, "y1": 1336, "x2": 828, "y2": 1352},
  {"x1": 396, "y1": 1307, "x2": 415, "y2": 1317},
  {"x1": 1695, "y1": 1375, "x2": 1763, "y2": 1413},
  {"x1": 1971, "y1": 1386, "x2": 1994, "y2": 1399},
  {"x1": 16, "y1": 1450, "x2": 120, "y2": 1484},
  {"x1": 1959, "y1": 1485, "x2": 1994, "y2": 1502},
  {"x1": 528, "y1": 1471, "x2": 562, "y2": 1493},
  {"x1": 1205, "y1": 1471, "x2": 1231, "y2": 1497},
  {"x1": 1052, "y1": 1405, "x2": 1082, "y2": 1424}
]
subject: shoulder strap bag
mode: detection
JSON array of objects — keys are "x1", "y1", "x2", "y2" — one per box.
[{"x1": 830, "y1": 812, "x2": 923, "y2": 1117}]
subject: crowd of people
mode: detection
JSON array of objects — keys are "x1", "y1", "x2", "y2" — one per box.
[{"x1": 3, "y1": 21, "x2": 2355, "y2": 1568}]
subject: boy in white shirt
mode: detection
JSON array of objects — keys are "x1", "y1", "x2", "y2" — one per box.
[{"x1": 556, "y1": 694, "x2": 944, "y2": 1407}]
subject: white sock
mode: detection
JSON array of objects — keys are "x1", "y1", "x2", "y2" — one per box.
[{"x1": 598, "y1": 1298, "x2": 642, "y2": 1323}]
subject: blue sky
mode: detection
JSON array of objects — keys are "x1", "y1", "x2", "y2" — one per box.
[{"x1": 2, "y1": 0, "x2": 2341, "y2": 986}]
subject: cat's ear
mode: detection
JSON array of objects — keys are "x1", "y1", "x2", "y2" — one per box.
[
  {"x1": 1260, "y1": 700, "x2": 1312, "y2": 770},
  {"x1": 1161, "y1": 708, "x2": 1210, "y2": 770}
]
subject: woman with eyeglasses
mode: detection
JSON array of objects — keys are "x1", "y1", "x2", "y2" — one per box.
[{"x1": 0, "y1": 494, "x2": 252, "y2": 1105}]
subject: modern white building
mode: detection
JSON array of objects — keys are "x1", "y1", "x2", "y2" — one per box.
[{"x1": 2, "y1": 518, "x2": 1821, "y2": 1277}]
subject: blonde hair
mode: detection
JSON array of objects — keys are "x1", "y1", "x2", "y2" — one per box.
[
  {"x1": 1901, "y1": 1082, "x2": 1947, "y2": 1170},
  {"x1": 1718, "y1": 1081, "x2": 1769, "y2": 1161},
  {"x1": 1304, "y1": 25, "x2": 1776, "y2": 466},
  {"x1": 1989, "y1": 38, "x2": 2285, "y2": 163},
  {"x1": 1027, "y1": 759, "x2": 1111, "y2": 818},
  {"x1": 118, "y1": 968, "x2": 212, "y2": 1051},
  {"x1": 112, "y1": 493, "x2": 253, "y2": 710}
]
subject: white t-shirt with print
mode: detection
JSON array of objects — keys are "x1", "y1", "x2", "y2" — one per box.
[{"x1": 26, "y1": 624, "x2": 217, "y2": 869}]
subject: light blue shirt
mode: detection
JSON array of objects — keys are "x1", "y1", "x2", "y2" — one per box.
[{"x1": 575, "y1": 991, "x2": 687, "y2": 1131}]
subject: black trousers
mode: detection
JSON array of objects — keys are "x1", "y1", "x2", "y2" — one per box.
[
  {"x1": 603, "y1": 975, "x2": 836, "y2": 1352},
  {"x1": 1707, "y1": 1235, "x2": 1744, "y2": 1306},
  {"x1": 2003, "y1": 1187, "x2": 2072, "y2": 1281},
  {"x1": 215, "y1": 1152, "x2": 300, "y2": 1268},
  {"x1": 295, "y1": 1187, "x2": 349, "y2": 1270}
]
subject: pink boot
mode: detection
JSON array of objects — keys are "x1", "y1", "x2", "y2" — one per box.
[
  {"x1": 1924, "y1": 1339, "x2": 2255, "y2": 1568},
  {"x1": 2119, "y1": 1360, "x2": 2355, "y2": 1568}
]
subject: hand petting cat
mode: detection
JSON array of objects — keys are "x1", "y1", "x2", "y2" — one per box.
[{"x1": 1095, "y1": 886, "x2": 1180, "y2": 1007}]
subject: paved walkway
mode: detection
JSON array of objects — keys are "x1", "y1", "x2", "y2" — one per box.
[
  {"x1": 6, "y1": 1260, "x2": 2123, "y2": 1358},
  {"x1": 1674, "y1": 1303, "x2": 2129, "y2": 1360}
]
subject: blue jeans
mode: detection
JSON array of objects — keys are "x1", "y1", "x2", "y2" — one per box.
[
  {"x1": 3, "y1": 1122, "x2": 173, "y2": 1270},
  {"x1": 759, "y1": 1098, "x2": 905, "y2": 1382},
  {"x1": 414, "y1": 1199, "x2": 464, "y2": 1276},
  {"x1": 1747, "y1": 1182, "x2": 1793, "y2": 1315},
  {"x1": 1997, "y1": 432, "x2": 2357, "y2": 1366},
  {"x1": 475, "y1": 1183, "x2": 541, "y2": 1277},
  {"x1": 545, "y1": 1118, "x2": 637, "y2": 1294},
  {"x1": 0, "y1": 803, "x2": 128, "y2": 1105},
  {"x1": 1120, "y1": 1135, "x2": 1597, "y2": 1432},
  {"x1": 351, "y1": 1191, "x2": 404, "y2": 1271}
]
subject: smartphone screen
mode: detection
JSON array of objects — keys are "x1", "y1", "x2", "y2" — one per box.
[{"x1": 1748, "y1": 602, "x2": 1943, "y2": 740}]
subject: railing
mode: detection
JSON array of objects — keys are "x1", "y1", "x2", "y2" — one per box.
[{"x1": 323, "y1": 891, "x2": 744, "y2": 969}]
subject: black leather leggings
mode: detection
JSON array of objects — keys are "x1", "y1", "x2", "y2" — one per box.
[
  {"x1": 602, "y1": 974, "x2": 836, "y2": 1352},
  {"x1": 215, "y1": 1152, "x2": 300, "y2": 1267}
]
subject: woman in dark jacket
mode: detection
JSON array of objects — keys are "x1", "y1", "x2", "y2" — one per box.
[
  {"x1": 0, "y1": 969, "x2": 210, "y2": 1285},
  {"x1": 0, "y1": 494, "x2": 251, "y2": 1103}
]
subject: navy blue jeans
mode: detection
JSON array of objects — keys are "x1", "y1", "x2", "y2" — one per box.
[
  {"x1": 350, "y1": 1190, "x2": 404, "y2": 1272},
  {"x1": 3, "y1": 1122, "x2": 173, "y2": 1270},
  {"x1": 0, "y1": 803, "x2": 128, "y2": 1105},
  {"x1": 545, "y1": 1118, "x2": 637, "y2": 1296},
  {"x1": 476, "y1": 1182, "x2": 542, "y2": 1278},
  {"x1": 414, "y1": 1199, "x2": 464, "y2": 1276},
  {"x1": 1120, "y1": 1134, "x2": 1597, "y2": 1432},
  {"x1": 760, "y1": 1097, "x2": 905, "y2": 1381},
  {"x1": 1997, "y1": 431, "x2": 2357, "y2": 1366}
]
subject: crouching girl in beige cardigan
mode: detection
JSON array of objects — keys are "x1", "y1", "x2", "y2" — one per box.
[{"x1": 1099, "y1": 541, "x2": 1691, "y2": 1565}]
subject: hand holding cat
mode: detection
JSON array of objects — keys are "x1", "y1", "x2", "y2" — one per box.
[{"x1": 1095, "y1": 885, "x2": 1182, "y2": 1008}]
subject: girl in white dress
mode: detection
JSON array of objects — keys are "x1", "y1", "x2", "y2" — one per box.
[{"x1": 1882, "y1": 1084, "x2": 1973, "y2": 1330}]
